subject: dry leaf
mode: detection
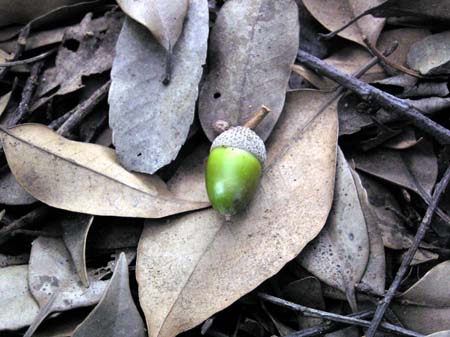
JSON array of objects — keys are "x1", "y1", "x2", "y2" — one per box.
[
  {"x1": 72, "y1": 253, "x2": 146, "y2": 337},
  {"x1": 137, "y1": 89, "x2": 338, "y2": 337},
  {"x1": 61, "y1": 213, "x2": 94, "y2": 287},
  {"x1": 116, "y1": 0, "x2": 188, "y2": 55},
  {"x1": 353, "y1": 138, "x2": 437, "y2": 197},
  {"x1": 392, "y1": 260, "x2": 450, "y2": 334},
  {"x1": 109, "y1": 0, "x2": 208, "y2": 174},
  {"x1": 0, "y1": 265, "x2": 39, "y2": 331},
  {"x1": 428, "y1": 331, "x2": 450, "y2": 337},
  {"x1": 198, "y1": 0, "x2": 299, "y2": 142},
  {"x1": 298, "y1": 148, "x2": 369, "y2": 311},
  {"x1": 407, "y1": 31, "x2": 450, "y2": 75},
  {"x1": 32, "y1": 12, "x2": 123, "y2": 109},
  {"x1": 1, "y1": 124, "x2": 209, "y2": 218},
  {"x1": 368, "y1": 0, "x2": 450, "y2": 21},
  {"x1": 29, "y1": 237, "x2": 108, "y2": 312},
  {"x1": 0, "y1": 90, "x2": 11, "y2": 117},
  {"x1": 302, "y1": 0, "x2": 385, "y2": 46}
]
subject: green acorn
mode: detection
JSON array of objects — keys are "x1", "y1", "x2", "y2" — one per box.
[{"x1": 206, "y1": 107, "x2": 269, "y2": 220}]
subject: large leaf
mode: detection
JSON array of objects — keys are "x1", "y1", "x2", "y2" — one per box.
[
  {"x1": 109, "y1": 0, "x2": 208, "y2": 174},
  {"x1": 298, "y1": 148, "x2": 369, "y2": 311},
  {"x1": 1, "y1": 124, "x2": 209, "y2": 217},
  {"x1": 0, "y1": 265, "x2": 39, "y2": 331},
  {"x1": 72, "y1": 253, "x2": 146, "y2": 337},
  {"x1": 198, "y1": 0, "x2": 299, "y2": 142},
  {"x1": 0, "y1": 170, "x2": 36, "y2": 205},
  {"x1": 137, "y1": 90, "x2": 338, "y2": 337},
  {"x1": 116, "y1": 0, "x2": 188, "y2": 54},
  {"x1": 302, "y1": 0, "x2": 385, "y2": 46}
]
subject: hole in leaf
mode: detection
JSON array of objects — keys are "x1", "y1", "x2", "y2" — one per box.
[
  {"x1": 63, "y1": 39, "x2": 80, "y2": 52},
  {"x1": 213, "y1": 92, "x2": 221, "y2": 99},
  {"x1": 137, "y1": 153, "x2": 142, "y2": 157}
]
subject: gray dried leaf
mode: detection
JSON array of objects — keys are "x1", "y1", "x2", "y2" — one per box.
[
  {"x1": 61, "y1": 213, "x2": 94, "y2": 288},
  {"x1": 29, "y1": 237, "x2": 108, "y2": 312},
  {"x1": 137, "y1": 90, "x2": 338, "y2": 337},
  {"x1": 383, "y1": 128, "x2": 421, "y2": 150},
  {"x1": 0, "y1": 265, "x2": 39, "y2": 331},
  {"x1": 369, "y1": 0, "x2": 450, "y2": 20},
  {"x1": 401, "y1": 249, "x2": 438, "y2": 266},
  {"x1": 116, "y1": 0, "x2": 188, "y2": 55},
  {"x1": 0, "y1": 170, "x2": 36, "y2": 205},
  {"x1": 0, "y1": 90, "x2": 11, "y2": 117},
  {"x1": 353, "y1": 138, "x2": 437, "y2": 197},
  {"x1": 72, "y1": 253, "x2": 146, "y2": 337},
  {"x1": 199, "y1": 0, "x2": 299, "y2": 142},
  {"x1": 297, "y1": 148, "x2": 369, "y2": 311},
  {"x1": 428, "y1": 331, "x2": 450, "y2": 337},
  {"x1": 407, "y1": 31, "x2": 450, "y2": 75},
  {"x1": 393, "y1": 260, "x2": 450, "y2": 334},
  {"x1": 352, "y1": 169, "x2": 386, "y2": 296},
  {"x1": 1, "y1": 124, "x2": 209, "y2": 217},
  {"x1": 109, "y1": 0, "x2": 208, "y2": 174},
  {"x1": 32, "y1": 12, "x2": 123, "y2": 109}
]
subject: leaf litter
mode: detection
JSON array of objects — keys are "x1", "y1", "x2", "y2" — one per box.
[{"x1": 0, "y1": 1, "x2": 450, "y2": 337}]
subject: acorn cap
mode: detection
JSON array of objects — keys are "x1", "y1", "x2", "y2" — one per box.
[{"x1": 211, "y1": 126, "x2": 266, "y2": 165}]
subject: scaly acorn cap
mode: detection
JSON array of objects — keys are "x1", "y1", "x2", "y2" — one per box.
[{"x1": 211, "y1": 126, "x2": 266, "y2": 165}]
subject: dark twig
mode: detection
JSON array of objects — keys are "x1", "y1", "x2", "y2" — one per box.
[
  {"x1": 285, "y1": 310, "x2": 373, "y2": 337},
  {"x1": 0, "y1": 253, "x2": 30, "y2": 267},
  {"x1": 0, "y1": 205, "x2": 49, "y2": 246},
  {"x1": 10, "y1": 61, "x2": 44, "y2": 125},
  {"x1": 318, "y1": 8, "x2": 374, "y2": 40},
  {"x1": 297, "y1": 50, "x2": 450, "y2": 145},
  {"x1": 56, "y1": 80, "x2": 111, "y2": 137},
  {"x1": 0, "y1": 24, "x2": 30, "y2": 80},
  {"x1": 258, "y1": 293, "x2": 423, "y2": 337},
  {"x1": 0, "y1": 47, "x2": 57, "y2": 67},
  {"x1": 365, "y1": 165, "x2": 450, "y2": 337}
]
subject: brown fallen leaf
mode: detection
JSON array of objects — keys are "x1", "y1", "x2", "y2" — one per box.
[
  {"x1": 0, "y1": 124, "x2": 209, "y2": 218},
  {"x1": 72, "y1": 253, "x2": 146, "y2": 337},
  {"x1": 137, "y1": 89, "x2": 337, "y2": 337},
  {"x1": 198, "y1": 0, "x2": 299, "y2": 142},
  {"x1": 298, "y1": 148, "x2": 370, "y2": 311},
  {"x1": 302, "y1": 0, "x2": 385, "y2": 46}
]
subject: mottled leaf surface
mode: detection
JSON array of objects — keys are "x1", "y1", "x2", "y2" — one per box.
[
  {"x1": 1, "y1": 124, "x2": 208, "y2": 217},
  {"x1": 73, "y1": 253, "x2": 146, "y2": 337},
  {"x1": 137, "y1": 90, "x2": 338, "y2": 337},
  {"x1": 109, "y1": 0, "x2": 208, "y2": 174},
  {"x1": 298, "y1": 148, "x2": 369, "y2": 311},
  {"x1": 0, "y1": 170, "x2": 36, "y2": 205},
  {"x1": 199, "y1": 0, "x2": 299, "y2": 142}
]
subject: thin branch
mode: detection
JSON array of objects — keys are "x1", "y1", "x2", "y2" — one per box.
[
  {"x1": 365, "y1": 165, "x2": 450, "y2": 337},
  {"x1": 0, "y1": 48, "x2": 57, "y2": 67},
  {"x1": 243, "y1": 105, "x2": 271, "y2": 129},
  {"x1": 10, "y1": 60, "x2": 44, "y2": 125},
  {"x1": 0, "y1": 206, "x2": 49, "y2": 246},
  {"x1": 258, "y1": 293, "x2": 423, "y2": 337},
  {"x1": 56, "y1": 80, "x2": 111, "y2": 137},
  {"x1": 297, "y1": 50, "x2": 450, "y2": 145},
  {"x1": 318, "y1": 9, "x2": 373, "y2": 40}
]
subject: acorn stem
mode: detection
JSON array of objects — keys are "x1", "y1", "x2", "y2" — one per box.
[{"x1": 243, "y1": 105, "x2": 270, "y2": 129}]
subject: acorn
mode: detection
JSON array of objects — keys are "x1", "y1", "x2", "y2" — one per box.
[{"x1": 206, "y1": 106, "x2": 269, "y2": 220}]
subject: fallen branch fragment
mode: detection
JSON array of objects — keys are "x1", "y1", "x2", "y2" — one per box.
[
  {"x1": 0, "y1": 24, "x2": 30, "y2": 80},
  {"x1": 365, "y1": 165, "x2": 450, "y2": 337},
  {"x1": 258, "y1": 293, "x2": 423, "y2": 337},
  {"x1": 0, "y1": 205, "x2": 49, "y2": 246},
  {"x1": 297, "y1": 50, "x2": 450, "y2": 144},
  {"x1": 0, "y1": 48, "x2": 57, "y2": 67}
]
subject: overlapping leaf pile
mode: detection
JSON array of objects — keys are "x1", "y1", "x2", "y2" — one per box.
[{"x1": 0, "y1": 0, "x2": 450, "y2": 336}]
